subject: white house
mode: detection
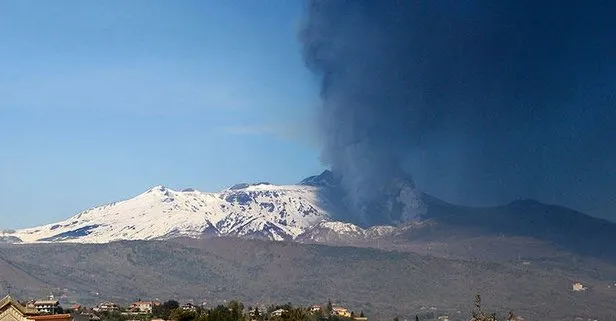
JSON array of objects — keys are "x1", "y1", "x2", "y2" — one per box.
[
  {"x1": 270, "y1": 309, "x2": 287, "y2": 317},
  {"x1": 129, "y1": 301, "x2": 158, "y2": 313},
  {"x1": 572, "y1": 282, "x2": 586, "y2": 292}
]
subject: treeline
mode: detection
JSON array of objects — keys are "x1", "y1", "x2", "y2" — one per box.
[
  {"x1": 97, "y1": 301, "x2": 356, "y2": 321},
  {"x1": 149, "y1": 300, "x2": 352, "y2": 321},
  {"x1": 97, "y1": 295, "x2": 515, "y2": 321}
]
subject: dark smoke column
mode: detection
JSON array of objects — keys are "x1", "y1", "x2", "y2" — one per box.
[
  {"x1": 300, "y1": 0, "x2": 616, "y2": 224},
  {"x1": 300, "y1": 0, "x2": 426, "y2": 227}
]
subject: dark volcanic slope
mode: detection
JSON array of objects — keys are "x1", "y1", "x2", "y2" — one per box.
[
  {"x1": 0, "y1": 238, "x2": 615, "y2": 321},
  {"x1": 304, "y1": 171, "x2": 616, "y2": 263},
  {"x1": 410, "y1": 195, "x2": 616, "y2": 261}
]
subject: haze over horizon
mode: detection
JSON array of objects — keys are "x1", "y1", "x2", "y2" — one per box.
[{"x1": 2, "y1": 0, "x2": 615, "y2": 228}]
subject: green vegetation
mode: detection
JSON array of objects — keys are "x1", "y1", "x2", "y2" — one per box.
[
  {"x1": 154, "y1": 301, "x2": 323, "y2": 321},
  {"x1": 98, "y1": 311, "x2": 147, "y2": 321},
  {"x1": 153, "y1": 300, "x2": 181, "y2": 320},
  {"x1": 89, "y1": 295, "x2": 518, "y2": 321},
  {"x1": 471, "y1": 295, "x2": 515, "y2": 321}
]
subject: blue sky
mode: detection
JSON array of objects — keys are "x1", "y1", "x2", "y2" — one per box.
[{"x1": 0, "y1": 0, "x2": 325, "y2": 228}]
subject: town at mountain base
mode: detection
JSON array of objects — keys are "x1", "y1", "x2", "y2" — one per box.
[{"x1": 0, "y1": 293, "x2": 522, "y2": 321}]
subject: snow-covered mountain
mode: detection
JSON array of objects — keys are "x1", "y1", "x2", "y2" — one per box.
[
  {"x1": 3, "y1": 172, "x2": 374, "y2": 244},
  {"x1": 5, "y1": 171, "x2": 616, "y2": 265}
]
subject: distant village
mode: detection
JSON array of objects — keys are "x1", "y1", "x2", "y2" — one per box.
[
  {"x1": 0, "y1": 294, "x2": 377, "y2": 321},
  {"x1": 2, "y1": 289, "x2": 607, "y2": 321}
]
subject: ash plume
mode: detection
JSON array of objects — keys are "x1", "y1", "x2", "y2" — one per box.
[{"x1": 300, "y1": 0, "x2": 616, "y2": 226}]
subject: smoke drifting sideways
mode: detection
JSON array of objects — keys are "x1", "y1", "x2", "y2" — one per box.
[{"x1": 300, "y1": 0, "x2": 616, "y2": 226}]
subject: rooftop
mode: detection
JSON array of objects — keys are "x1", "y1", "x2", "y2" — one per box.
[
  {"x1": 28, "y1": 315, "x2": 73, "y2": 321},
  {"x1": 34, "y1": 300, "x2": 60, "y2": 305}
]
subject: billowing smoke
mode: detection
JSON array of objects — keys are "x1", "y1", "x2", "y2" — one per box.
[{"x1": 300, "y1": 1, "x2": 616, "y2": 226}]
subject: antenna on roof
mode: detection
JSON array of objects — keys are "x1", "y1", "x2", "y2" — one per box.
[{"x1": 7, "y1": 284, "x2": 12, "y2": 295}]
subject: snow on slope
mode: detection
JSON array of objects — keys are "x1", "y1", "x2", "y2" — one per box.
[
  {"x1": 296, "y1": 221, "x2": 397, "y2": 243},
  {"x1": 8, "y1": 182, "x2": 338, "y2": 244}
]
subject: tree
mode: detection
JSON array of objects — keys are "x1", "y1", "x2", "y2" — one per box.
[
  {"x1": 165, "y1": 300, "x2": 180, "y2": 311},
  {"x1": 360, "y1": 311, "x2": 365, "y2": 318},
  {"x1": 278, "y1": 307, "x2": 312, "y2": 321},
  {"x1": 153, "y1": 300, "x2": 180, "y2": 320},
  {"x1": 326, "y1": 300, "x2": 333, "y2": 315},
  {"x1": 98, "y1": 311, "x2": 126, "y2": 321},
  {"x1": 415, "y1": 316, "x2": 419, "y2": 321},
  {"x1": 208, "y1": 305, "x2": 234, "y2": 321},
  {"x1": 471, "y1": 295, "x2": 508, "y2": 321},
  {"x1": 170, "y1": 309, "x2": 197, "y2": 321},
  {"x1": 393, "y1": 317, "x2": 400, "y2": 321},
  {"x1": 227, "y1": 301, "x2": 245, "y2": 321}
]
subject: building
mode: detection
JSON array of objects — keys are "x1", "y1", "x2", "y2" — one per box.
[
  {"x1": 270, "y1": 309, "x2": 287, "y2": 317},
  {"x1": 572, "y1": 282, "x2": 586, "y2": 292},
  {"x1": 309, "y1": 305, "x2": 321, "y2": 313},
  {"x1": 33, "y1": 297, "x2": 60, "y2": 315},
  {"x1": 332, "y1": 307, "x2": 351, "y2": 318},
  {"x1": 181, "y1": 303, "x2": 197, "y2": 312},
  {"x1": 95, "y1": 302, "x2": 119, "y2": 313},
  {"x1": 129, "y1": 301, "x2": 159, "y2": 314},
  {"x1": 0, "y1": 295, "x2": 72, "y2": 321},
  {"x1": 129, "y1": 302, "x2": 147, "y2": 313}
]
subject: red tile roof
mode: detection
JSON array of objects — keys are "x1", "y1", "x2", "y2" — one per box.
[{"x1": 27, "y1": 314, "x2": 73, "y2": 321}]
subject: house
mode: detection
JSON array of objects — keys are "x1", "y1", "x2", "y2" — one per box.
[
  {"x1": 270, "y1": 309, "x2": 287, "y2": 317},
  {"x1": 181, "y1": 303, "x2": 197, "y2": 312},
  {"x1": 572, "y1": 281, "x2": 586, "y2": 292},
  {"x1": 332, "y1": 307, "x2": 351, "y2": 318},
  {"x1": 33, "y1": 297, "x2": 60, "y2": 315},
  {"x1": 96, "y1": 302, "x2": 119, "y2": 312},
  {"x1": 0, "y1": 295, "x2": 72, "y2": 321},
  {"x1": 248, "y1": 307, "x2": 264, "y2": 318},
  {"x1": 309, "y1": 305, "x2": 321, "y2": 313},
  {"x1": 438, "y1": 316, "x2": 449, "y2": 321},
  {"x1": 129, "y1": 301, "x2": 158, "y2": 314}
]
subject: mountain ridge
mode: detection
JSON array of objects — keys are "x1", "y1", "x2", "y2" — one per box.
[
  {"x1": 3, "y1": 170, "x2": 616, "y2": 264},
  {"x1": 6, "y1": 181, "x2": 336, "y2": 243}
]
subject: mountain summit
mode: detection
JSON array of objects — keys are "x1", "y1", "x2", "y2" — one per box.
[{"x1": 7, "y1": 181, "x2": 341, "y2": 244}]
